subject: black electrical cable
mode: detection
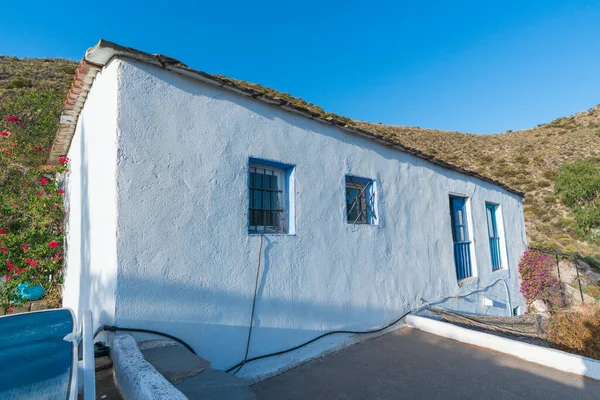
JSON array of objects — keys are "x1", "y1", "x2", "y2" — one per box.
[
  {"x1": 97, "y1": 325, "x2": 197, "y2": 355},
  {"x1": 232, "y1": 234, "x2": 265, "y2": 375},
  {"x1": 225, "y1": 309, "x2": 412, "y2": 374},
  {"x1": 225, "y1": 277, "x2": 511, "y2": 374}
]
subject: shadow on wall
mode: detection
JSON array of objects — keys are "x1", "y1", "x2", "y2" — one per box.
[
  {"x1": 78, "y1": 121, "x2": 91, "y2": 319},
  {"x1": 112, "y1": 263, "x2": 516, "y2": 373},
  {"x1": 74, "y1": 120, "x2": 114, "y2": 329}
]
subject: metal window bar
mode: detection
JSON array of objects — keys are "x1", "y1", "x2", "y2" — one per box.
[
  {"x1": 450, "y1": 197, "x2": 473, "y2": 280},
  {"x1": 454, "y1": 241, "x2": 473, "y2": 280},
  {"x1": 489, "y1": 237, "x2": 501, "y2": 271},
  {"x1": 346, "y1": 176, "x2": 376, "y2": 225},
  {"x1": 249, "y1": 166, "x2": 285, "y2": 233},
  {"x1": 486, "y1": 204, "x2": 502, "y2": 271}
]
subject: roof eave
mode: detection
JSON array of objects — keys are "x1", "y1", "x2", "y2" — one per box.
[{"x1": 49, "y1": 40, "x2": 525, "y2": 198}]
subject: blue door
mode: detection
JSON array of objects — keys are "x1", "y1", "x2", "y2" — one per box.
[
  {"x1": 450, "y1": 196, "x2": 472, "y2": 280},
  {"x1": 486, "y1": 203, "x2": 502, "y2": 271}
]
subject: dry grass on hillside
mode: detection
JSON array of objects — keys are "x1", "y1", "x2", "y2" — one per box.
[
  {"x1": 2, "y1": 54, "x2": 599, "y2": 256},
  {"x1": 0, "y1": 56, "x2": 76, "y2": 94},
  {"x1": 356, "y1": 106, "x2": 600, "y2": 256}
]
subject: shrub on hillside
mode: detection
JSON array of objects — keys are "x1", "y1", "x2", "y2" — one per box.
[
  {"x1": 545, "y1": 306, "x2": 600, "y2": 359},
  {"x1": 519, "y1": 249, "x2": 565, "y2": 311},
  {"x1": 555, "y1": 159, "x2": 600, "y2": 239},
  {"x1": 0, "y1": 91, "x2": 67, "y2": 313}
]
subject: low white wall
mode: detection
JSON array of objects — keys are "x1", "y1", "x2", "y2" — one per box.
[
  {"x1": 111, "y1": 333, "x2": 187, "y2": 400},
  {"x1": 406, "y1": 314, "x2": 600, "y2": 381}
]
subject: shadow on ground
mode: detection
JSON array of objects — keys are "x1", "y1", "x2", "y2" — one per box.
[{"x1": 252, "y1": 327, "x2": 600, "y2": 400}]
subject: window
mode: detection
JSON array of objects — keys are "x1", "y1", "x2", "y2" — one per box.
[
  {"x1": 513, "y1": 306, "x2": 521, "y2": 316},
  {"x1": 486, "y1": 203, "x2": 502, "y2": 271},
  {"x1": 449, "y1": 196, "x2": 473, "y2": 280},
  {"x1": 345, "y1": 176, "x2": 377, "y2": 224},
  {"x1": 248, "y1": 159, "x2": 293, "y2": 234}
]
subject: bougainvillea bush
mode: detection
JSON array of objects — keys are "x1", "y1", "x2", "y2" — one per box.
[
  {"x1": 0, "y1": 93, "x2": 68, "y2": 313},
  {"x1": 519, "y1": 248, "x2": 566, "y2": 312}
]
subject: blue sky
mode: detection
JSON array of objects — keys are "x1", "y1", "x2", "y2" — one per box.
[{"x1": 2, "y1": 1, "x2": 599, "y2": 133}]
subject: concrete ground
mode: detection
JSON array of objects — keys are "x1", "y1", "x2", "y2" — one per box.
[{"x1": 252, "y1": 327, "x2": 600, "y2": 400}]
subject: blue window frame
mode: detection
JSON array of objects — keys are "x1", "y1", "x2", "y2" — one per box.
[
  {"x1": 345, "y1": 175, "x2": 377, "y2": 225},
  {"x1": 486, "y1": 203, "x2": 502, "y2": 271},
  {"x1": 248, "y1": 158, "x2": 294, "y2": 234},
  {"x1": 450, "y1": 196, "x2": 473, "y2": 280}
]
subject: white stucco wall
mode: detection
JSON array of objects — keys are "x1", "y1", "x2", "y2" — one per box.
[
  {"x1": 107, "y1": 59, "x2": 527, "y2": 379},
  {"x1": 62, "y1": 60, "x2": 120, "y2": 330}
]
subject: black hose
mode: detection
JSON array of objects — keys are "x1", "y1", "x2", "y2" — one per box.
[
  {"x1": 225, "y1": 309, "x2": 411, "y2": 374},
  {"x1": 225, "y1": 277, "x2": 511, "y2": 374},
  {"x1": 99, "y1": 325, "x2": 197, "y2": 355},
  {"x1": 232, "y1": 234, "x2": 264, "y2": 375}
]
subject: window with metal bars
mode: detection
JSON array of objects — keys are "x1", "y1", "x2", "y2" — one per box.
[
  {"x1": 345, "y1": 176, "x2": 377, "y2": 225},
  {"x1": 450, "y1": 195, "x2": 473, "y2": 280},
  {"x1": 486, "y1": 202, "x2": 503, "y2": 271},
  {"x1": 249, "y1": 163, "x2": 287, "y2": 233}
]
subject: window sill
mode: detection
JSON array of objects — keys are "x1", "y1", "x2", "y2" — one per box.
[
  {"x1": 248, "y1": 233, "x2": 296, "y2": 237},
  {"x1": 457, "y1": 276, "x2": 477, "y2": 287},
  {"x1": 345, "y1": 223, "x2": 379, "y2": 227}
]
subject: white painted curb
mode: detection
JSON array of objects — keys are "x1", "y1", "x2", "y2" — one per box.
[
  {"x1": 405, "y1": 314, "x2": 600, "y2": 381},
  {"x1": 111, "y1": 333, "x2": 187, "y2": 400}
]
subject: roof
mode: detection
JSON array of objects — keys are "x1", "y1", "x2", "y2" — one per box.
[{"x1": 50, "y1": 40, "x2": 524, "y2": 197}]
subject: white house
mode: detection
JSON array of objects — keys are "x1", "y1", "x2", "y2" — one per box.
[{"x1": 55, "y1": 40, "x2": 527, "y2": 379}]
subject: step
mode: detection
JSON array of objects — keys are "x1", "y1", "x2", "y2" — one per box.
[
  {"x1": 175, "y1": 369, "x2": 257, "y2": 400},
  {"x1": 139, "y1": 340, "x2": 211, "y2": 385}
]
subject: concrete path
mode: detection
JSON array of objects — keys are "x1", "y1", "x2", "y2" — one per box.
[
  {"x1": 252, "y1": 327, "x2": 600, "y2": 400},
  {"x1": 139, "y1": 339, "x2": 257, "y2": 399}
]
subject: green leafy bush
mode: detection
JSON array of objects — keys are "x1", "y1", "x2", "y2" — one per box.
[
  {"x1": 0, "y1": 91, "x2": 67, "y2": 313},
  {"x1": 555, "y1": 159, "x2": 600, "y2": 238}
]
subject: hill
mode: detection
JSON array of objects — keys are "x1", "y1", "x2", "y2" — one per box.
[
  {"x1": 1, "y1": 54, "x2": 598, "y2": 258},
  {"x1": 355, "y1": 106, "x2": 600, "y2": 257}
]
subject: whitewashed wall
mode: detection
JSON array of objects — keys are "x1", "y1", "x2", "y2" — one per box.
[
  {"x1": 62, "y1": 60, "x2": 120, "y2": 331},
  {"x1": 109, "y1": 60, "x2": 527, "y2": 379}
]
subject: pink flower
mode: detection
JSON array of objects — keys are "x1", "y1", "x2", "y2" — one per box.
[
  {"x1": 6, "y1": 116, "x2": 21, "y2": 122},
  {"x1": 48, "y1": 241, "x2": 59, "y2": 249},
  {"x1": 5, "y1": 275, "x2": 11, "y2": 280},
  {"x1": 41, "y1": 177, "x2": 48, "y2": 185},
  {"x1": 0, "y1": 247, "x2": 7, "y2": 253},
  {"x1": 37, "y1": 192, "x2": 42, "y2": 197},
  {"x1": 0, "y1": 131, "x2": 9, "y2": 137},
  {"x1": 57, "y1": 189, "x2": 65, "y2": 195},
  {"x1": 57, "y1": 157, "x2": 70, "y2": 164},
  {"x1": 21, "y1": 244, "x2": 29, "y2": 252},
  {"x1": 0, "y1": 229, "x2": 6, "y2": 235}
]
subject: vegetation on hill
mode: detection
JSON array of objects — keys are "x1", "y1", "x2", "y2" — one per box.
[
  {"x1": 356, "y1": 106, "x2": 600, "y2": 257},
  {"x1": 0, "y1": 56, "x2": 77, "y2": 311},
  {"x1": 0, "y1": 56, "x2": 599, "y2": 306}
]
